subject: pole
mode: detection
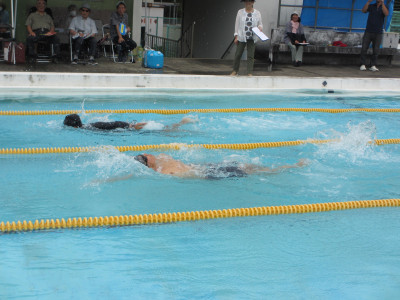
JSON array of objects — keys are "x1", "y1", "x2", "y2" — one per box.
[
  {"x1": 190, "y1": 21, "x2": 195, "y2": 58},
  {"x1": 10, "y1": 0, "x2": 16, "y2": 64}
]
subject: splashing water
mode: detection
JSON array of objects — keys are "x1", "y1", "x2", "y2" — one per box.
[
  {"x1": 80, "y1": 98, "x2": 87, "y2": 115},
  {"x1": 314, "y1": 120, "x2": 391, "y2": 163}
]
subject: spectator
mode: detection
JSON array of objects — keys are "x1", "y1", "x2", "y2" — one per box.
[
  {"x1": 28, "y1": 0, "x2": 53, "y2": 19},
  {"x1": 65, "y1": 4, "x2": 77, "y2": 30},
  {"x1": 360, "y1": 0, "x2": 389, "y2": 72},
  {"x1": 284, "y1": 11, "x2": 307, "y2": 67},
  {"x1": 25, "y1": 0, "x2": 60, "y2": 64},
  {"x1": 231, "y1": 0, "x2": 263, "y2": 76},
  {"x1": 69, "y1": 3, "x2": 98, "y2": 65},
  {"x1": 0, "y1": 2, "x2": 11, "y2": 38},
  {"x1": 110, "y1": 1, "x2": 137, "y2": 63}
]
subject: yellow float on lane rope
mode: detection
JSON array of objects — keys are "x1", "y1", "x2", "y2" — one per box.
[
  {"x1": 1, "y1": 199, "x2": 398, "y2": 233},
  {"x1": 0, "y1": 139, "x2": 399, "y2": 155},
  {"x1": 1, "y1": 107, "x2": 400, "y2": 116}
]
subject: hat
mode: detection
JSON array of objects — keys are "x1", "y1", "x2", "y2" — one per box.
[
  {"x1": 292, "y1": 11, "x2": 300, "y2": 16},
  {"x1": 80, "y1": 3, "x2": 91, "y2": 11},
  {"x1": 116, "y1": 1, "x2": 126, "y2": 8}
]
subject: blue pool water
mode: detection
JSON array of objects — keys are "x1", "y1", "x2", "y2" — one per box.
[{"x1": 1, "y1": 90, "x2": 400, "y2": 299}]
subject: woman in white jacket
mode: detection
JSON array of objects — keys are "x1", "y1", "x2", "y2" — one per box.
[{"x1": 231, "y1": 0, "x2": 263, "y2": 76}]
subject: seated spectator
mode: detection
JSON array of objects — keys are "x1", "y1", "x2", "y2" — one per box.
[
  {"x1": 284, "y1": 11, "x2": 307, "y2": 67},
  {"x1": 25, "y1": 0, "x2": 60, "y2": 63},
  {"x1": 0, "y1": 2, "x2": 11, "y2": 39},
  {"x1": 28, "y1": 0, "x2": 53, "y2": 19},
  {"x1": 110, "y1": 1, "x2": 137, "y2": 62},
  {"x1": 69, "y1": 3, "x2": 98, "y2": 65},
  {"x1": 65, "y1": 4, "x2": 77, "y2": 30}
]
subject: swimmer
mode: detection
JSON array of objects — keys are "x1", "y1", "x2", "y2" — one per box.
[
  {"x1": 63, "y1": 114, "x2": 196, "y2": 131},
  {"x1": 134, "y1": 153, "x2": 308, "y2": 179}
]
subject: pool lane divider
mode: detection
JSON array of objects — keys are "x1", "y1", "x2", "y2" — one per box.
[
  {"x1": 1, "y1": 199, "x2": 399, "y2": 233},
  {"x1": 0, "y1": 138, "x2": 399, "y2": 155},
  {"x1": 1, "y1": 108, "x2": 400, "y2": 116}
]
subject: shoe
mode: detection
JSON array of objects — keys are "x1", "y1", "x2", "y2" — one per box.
[
  {"x1": 294, "y1": 61, "x2": 300, "y2": 67},
  {"x1": 297, "y1": 61, "x2": 302, "y2": 67},
  {"x1": 131, "y1": 57, "x2": 136, "y2": 63},
  {"x1": 230, "y1": 71, "x2": 238, "y2": 76},
  {"x1": 369, "y1": 66, "x2": 379, "y2": 72},
  {"x1": 88, "y1": 59, "x2": 98, "y2": 65},
  {"x1": 71, "y1": 59, "x2": 78, "y2": 65},
  {"x1": 360, "y1": 65, "x2": 366, "y2": 71},
  {"x1": 293, "y1": 61, "x2": 297, "y2": 66},
  {"x1": 248, "y1": 74, "x2": 253, "y2": 77},
  {"x1": 52, "y1": 57, "x2": 59, "y2": 64}
]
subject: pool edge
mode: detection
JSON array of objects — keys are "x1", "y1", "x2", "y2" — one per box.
[{"x1": 1, "y1": 71, "x2": 400, "y2": 92}]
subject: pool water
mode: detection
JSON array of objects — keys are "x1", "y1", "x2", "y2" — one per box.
[{"x1": 1, "y1": 90, "x2": 399, "y2": 299}]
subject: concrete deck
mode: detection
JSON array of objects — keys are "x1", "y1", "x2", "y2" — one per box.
[{"x1": 1, "y1": 55, "x2": 400, "y2": 91}]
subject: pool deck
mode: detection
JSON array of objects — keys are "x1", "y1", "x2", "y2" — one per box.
[{"x1": 0, "y1": 55, "x2": 400, "y2": 91}]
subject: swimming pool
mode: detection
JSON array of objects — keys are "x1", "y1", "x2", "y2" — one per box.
[{"x1": 1, "y1": 90, "x2": 399, "y2": 298}]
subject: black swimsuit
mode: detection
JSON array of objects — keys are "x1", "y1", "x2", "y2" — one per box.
[
  {"x1": 204, "y1": 164, "x2": 247, "y2": 179},
  {"x1": 88, "y1": 121, "x2": 130, "y2": 130}
]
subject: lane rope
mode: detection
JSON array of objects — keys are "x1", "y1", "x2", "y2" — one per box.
[
  {"x1": 0, "y1": 138, "x2": 399, "y2": 155},
  {"x1": 1, "y1": 108, "x2": 400, "y2": 116},
  {"x1": 1, "y1": 199, "x2": 398, "y2": 233}
]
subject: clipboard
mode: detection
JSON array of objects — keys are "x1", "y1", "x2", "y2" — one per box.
[{"x1": 252, "y1": 27, "x2": 269, "y2": 41}]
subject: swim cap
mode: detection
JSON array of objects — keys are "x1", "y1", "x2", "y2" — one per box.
[
  {"x1": 64, "y1": 114, "x2": 83, "y2": 128},
  {"x1": 134, "y1": 154, "x2": 148, "y2": 166}
]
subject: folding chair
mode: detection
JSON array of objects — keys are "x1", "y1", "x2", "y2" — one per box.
[
  {"x1": 0, "y1": 24, "x2": 13, "y2": 62},
  {"x1": 101, "y1": 24, "x2": 134, "y2": 63},
  {"x1": 35, "y1": 41, "x2": 54, "y2": 63}
]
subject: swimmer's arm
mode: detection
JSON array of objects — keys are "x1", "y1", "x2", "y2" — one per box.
[
  {"x1": 244, "y1": 159, "x2": 308, "y2": 174},
  {"x1": 91, "y1": 174, "x2": 133, "y2": 184},
  {"x1": 130, "y1": 122, "x2": 147, "y2": 130},
  {"x1": 163, "y1": 117, "x2": 197, "y2": 132}
]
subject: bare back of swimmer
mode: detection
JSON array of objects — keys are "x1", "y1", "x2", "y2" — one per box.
[{"x1": 134, "y1": 153, "x2": 308, "y2": 179}]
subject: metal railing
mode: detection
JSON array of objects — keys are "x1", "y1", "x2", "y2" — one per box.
[
  {"x1": 145, "y1": 21, "x2": 195, "y2": 58},
  {"x1": 145, "y1": 34, "x2": 180, "y2": 57}
]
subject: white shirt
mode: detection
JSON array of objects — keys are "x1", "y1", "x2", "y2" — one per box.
[
  {"x1": 234, "y1": 8, "x2": 263, "y2": 43},
  {"x1": 69, "y1": 15, "x2": 97, "y2": 38}
]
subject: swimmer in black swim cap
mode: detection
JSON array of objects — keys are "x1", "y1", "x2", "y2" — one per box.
[
  {"x1": 63, "y1": 114, "x2": 196, "y2": 131},
  {"x1": 134, "y1": 154, "x2": 148, "y2": 166}
]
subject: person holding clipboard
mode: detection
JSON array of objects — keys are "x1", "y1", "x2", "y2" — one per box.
[
  {"x1": 231, "y1": 0, "x2": 263, "y2": 76},
  {"x1": 284, "y1": 11, "x2": 307, "y2": 67}
]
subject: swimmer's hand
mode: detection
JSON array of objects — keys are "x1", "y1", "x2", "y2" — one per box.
[
  {"x1": 295, "y1": 158, "x2": 309, "y2": 167},
  {"x1": 180, "y1": 117, "x2": 197, "y2": 125},
  {"x1": 130, "y1": 122, "x2": 147, "y2": 130}
]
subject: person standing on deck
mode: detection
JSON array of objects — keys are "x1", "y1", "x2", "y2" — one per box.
[{"x1": 360, "y1": 0, "x2": 389, "y2": 72}]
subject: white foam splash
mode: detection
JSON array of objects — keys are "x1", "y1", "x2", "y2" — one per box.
[
  {"x1": 142, "y1": 120, "x2": 165, "y2": 130},
  {"x1": 315, "y1": 120, "x2": 390, "y2": 163}
]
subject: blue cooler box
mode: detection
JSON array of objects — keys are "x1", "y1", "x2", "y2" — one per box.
[{"x1": 144, "y1": 50, "x2": 164, "y2": 69}]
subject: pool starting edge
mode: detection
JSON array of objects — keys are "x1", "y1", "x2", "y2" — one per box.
[{"x1": 1, "y1": 72, "x2": 400, "y2": 91}]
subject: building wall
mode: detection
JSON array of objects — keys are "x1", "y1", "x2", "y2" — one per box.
[{"x1": 182, "y1": 0, "x2": 303, "y2": 58}]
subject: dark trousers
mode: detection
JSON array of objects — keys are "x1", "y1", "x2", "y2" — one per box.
[
  {"x1": 232, "y1": 39, "x2": 255, "y2": 74},
  {"x1": 73, "y1": 36, "x2": 97, "y2": 57},
  {"x1": 360, "y1": 31, "x2": 383, "y2": 67},
  {"x1": 26, "y1": 29, "x2": 60, "y2": 57},
  {"x1": 113, "y1": 35, "x2": 137, "y2": 53}
]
